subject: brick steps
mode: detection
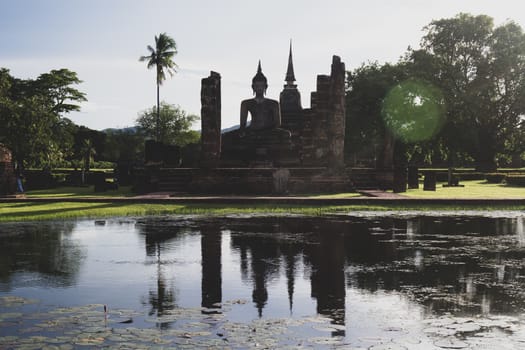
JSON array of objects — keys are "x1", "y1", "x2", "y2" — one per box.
[{"x1": 155, "y1": 167, "x2": 392, "y2": 194}]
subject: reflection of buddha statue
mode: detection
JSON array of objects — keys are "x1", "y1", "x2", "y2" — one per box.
[{"x1": 239, "y1": 61, "x2": 291, "y2": 142}]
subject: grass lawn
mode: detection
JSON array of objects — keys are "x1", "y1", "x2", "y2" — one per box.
[
  {"x1": 300, "y1": 192, "x2": 361, "y2": 198},
  {"x1": 3, "y1": 201, "x2": 525, "y2": 223},
  {"x1": 1, "y1": 182, "x2": 525, "y2": 222},
  {"x1": 403, "y1": 180, "x2": 525, "y2": 198}
]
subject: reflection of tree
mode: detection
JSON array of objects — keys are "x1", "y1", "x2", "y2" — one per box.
[
  {"x1": 137, "y1": 221, "x2": 185, "y2": 329},
  {"x1": 146, "y1": 260, "x2": 175, "y2": 327},
  {"x1": 343, "y1": 216, "x2": 525, "y2": 315},
  {"x1": 0, "y1": 221, "x2": 83, "y2": 289},
  {"x1": 343, "y1": 219, "x2": 400, "y2": 292}
]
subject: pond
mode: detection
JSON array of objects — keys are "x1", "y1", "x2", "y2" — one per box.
[{"x1": 2, "y1": 213, "x2": 525, "y2": 349}]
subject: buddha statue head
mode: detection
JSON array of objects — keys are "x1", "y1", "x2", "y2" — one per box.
[{"x1": 252, "y1": 61, "x2": 268, "y2": 96}]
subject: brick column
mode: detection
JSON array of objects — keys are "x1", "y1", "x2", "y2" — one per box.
[
  {"x1": 200, "y1": 71, "x2": 221, "y2": 167},
  {"x1": 0, "y1": 144, "x2": 16, "y2": 196},
  {"x1": 327, "y1": 55, "x2": 346, "y2": 170}
]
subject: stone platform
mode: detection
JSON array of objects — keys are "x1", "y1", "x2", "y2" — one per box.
[{"x1": 153, "y1": 167, "x2": 394, "y2": 195}]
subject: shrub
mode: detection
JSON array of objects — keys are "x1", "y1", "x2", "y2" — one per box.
[
  {"x1": 456, "y1": 172, "x2": 485, "y2": 181},
  {"x1": 485, "y1": 173, "x2": 506, "y2": 183},
  {"x1": 505, "y1": 174, "x2": 525, "y2": 186},
  {"x1": 432, "y1": 171, "x2": 485, "y2": 182},
  {"x1": 24, "y1": 170, "x2": 58, "y2": 190}
]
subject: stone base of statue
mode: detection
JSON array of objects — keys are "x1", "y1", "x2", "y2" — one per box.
[{"x1": 221, "y1": 127, "x2": 300, "y2": 167}]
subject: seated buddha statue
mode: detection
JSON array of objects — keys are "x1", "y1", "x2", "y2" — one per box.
[
  {"x1": 220, "y1": 61, "x2": 296, "y2": 166},
  {"x1": 238, "y1": 61, "x2": 291, "y2": 143}
]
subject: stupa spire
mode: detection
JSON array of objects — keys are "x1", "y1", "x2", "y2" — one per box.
[
  {"x1": 280, "y1": 40, "x2": 302, "y2": 112},
  {"x1": 285, "y1": 40, "x2": 296, "y2": 85}
]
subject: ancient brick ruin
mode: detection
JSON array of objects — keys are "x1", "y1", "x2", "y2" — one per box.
[
  {"x1": 200, "y1": 71, "x2": 221, "y2": 168},
  {"x1": 0, "y1": 144, "x2": 16, "y2": 196},
  {"x1": 155, "y1": 49, "x2": 394, "y2": 194}
]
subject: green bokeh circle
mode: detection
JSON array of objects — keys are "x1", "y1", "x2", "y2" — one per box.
[{"x1": 382, "y1": 79, "x2": 446, "y2": 143}]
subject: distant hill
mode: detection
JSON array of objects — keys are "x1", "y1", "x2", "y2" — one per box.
[
  {"x1": 221, "y1": 124, "x2": 240, "y2": 133},
  {"x1": 102, "y1": 126, "x2": 139, "y2": 134},
  {"x1": 102, "y1": 124, "x2": 240, "y2": 135}
]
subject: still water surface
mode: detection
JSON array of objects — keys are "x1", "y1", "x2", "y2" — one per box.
[{"x1": 2, "y1": 214, "x2": 525, "y2": 348}]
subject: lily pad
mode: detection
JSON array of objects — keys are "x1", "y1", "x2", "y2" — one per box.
[
  {"x1": 0, "y1": 296, "x2": 38, "y2": 307},
  {"x1": 369, "y1": 344, "x2": 408, "y2": 350},
  {"x1": 423, "y1": 317, "x2": 456, "y2": 327},
  {"x1": 434, "y1": 337, "x2": 469, "y2": 349},
  {"x1": 0, "y1": 312, "x2": 23, "y2": 320},
  {"x1": 16, "y1": 344, "x2": 47, "y2": 350},
  {"x1": 58, "y1": 345, "x2": 74, "y2": 350},
  {"x1": 393, "y1": 336, "x2": 422, "y2": 346},
  {"x1": 312, "y1": 324, "x2": 346, "y2": 332},
  {"x1": 0, "y1": 335, "x2": 19, "y2": 344},
  {"x1": 308, "y1": 336, "x2": 344, "y2": 345},
  {"x1": 358, "y1": 336, "x2": 387, "y2": 344},
  {"x1": 73, "y1": 335, "x2": 105, "y2": 346},
  {"x1": 446, "y1": 322, "x2": 481, "y2": 333}
]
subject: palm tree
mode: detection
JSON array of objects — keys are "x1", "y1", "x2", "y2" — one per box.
[
  {"x1": 140, "y1": 33, "x2": 178, "y2": 141},
  {"x1": 80, "y1": 138, "x2": 96, "y2": 185}
]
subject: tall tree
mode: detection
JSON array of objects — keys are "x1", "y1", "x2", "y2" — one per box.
[
  {"x1": 35, "y1": 69, "x2": 87, "y2": 115},
  {"x1": 136, "y1": 102, "x2": 199, "y2": 147},
  {"x1": 102, "y1": 128, "x2": 145, "y2": 163},
  {"x1": 139, "y1": 33, "x2": 178, "y2": 142},
  {"x1": 0, "y1": 68, "x2": 86, "y2": 168},
  {"x1": 410, "y1": 13, "x2": 525, "y2": 171},
  {"x1": 345, "y1": 62, "x2": 410, "y2": 167}
]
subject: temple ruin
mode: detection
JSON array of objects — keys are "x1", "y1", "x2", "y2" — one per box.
[{"x1": 154, "y1": 47, "x2": 394, "y2": 194}]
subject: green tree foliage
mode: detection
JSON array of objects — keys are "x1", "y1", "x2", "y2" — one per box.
[
  {"x1": 0, "y1": 69, "x2": 12, "y2": 111},
  {"x1": 382, "y1": 78, "x2": 446, "y2": 143},
  {"x1": 73, "y1": 126, "x2": 105, "y2": 164},
  {"x1": 0, "y1": 68, "x2": 86, "y2": 168},
  {"x1": 139, "y1": 33, "x2": 178, "y2": 141},
  {"x1": 102, "y1": 128, "x2": 145, "y2": 162},
  {"x1": 136, "y1": 102, "x2": 199, "y2": 147},
  {"x1": 347, "y1": 14, "x2": 525, "y2": 171},
  {"x1": 35, "y1": 69, "x2": 87, "y2": 115},
  {"x1": 345, "y1": 62, "x2": 409, "y2": 166},
  {"x1": 410, "y1": 13, "x2": 525, "y2": 171}
]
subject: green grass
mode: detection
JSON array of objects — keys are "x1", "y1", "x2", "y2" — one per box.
[
  {"x1": 24, "y1": 187, "x2": 362, "y2": 199},
  {"x1": 1, "y1": 181, "x2": 524, "y2": 223},
  {"x1": 300, "y1": 192, "x2": 361, "y2": 199},
  {"x1": 24, "y1": 186, "x2": 134, "y2": 198},
  {"x1": 2, "y1": 201, "x2": 525, "y2": 223},
  {"x1": 404, "y1": 180, "x2": 525, "y2": 198}
]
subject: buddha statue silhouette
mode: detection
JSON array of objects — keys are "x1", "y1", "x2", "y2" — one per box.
[
  {"x1": 220, "y1": 61, "x2": 294, "y2": 166},
  {"x1": 238, "y1": 61, "x2": 291, "y2": 142}
]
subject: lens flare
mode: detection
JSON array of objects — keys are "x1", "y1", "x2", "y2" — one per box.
[{"x1": 382, "y1": 79, "x2": 446, "y2": 143}]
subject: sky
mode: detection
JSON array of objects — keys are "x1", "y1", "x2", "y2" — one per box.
[{"x1": 2, "y1": 0, "x2": 525, "y2": 131}]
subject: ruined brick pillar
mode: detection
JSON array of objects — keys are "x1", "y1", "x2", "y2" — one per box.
[
  {"x1": 393, "y1": 140, "x2": 408, "y2": 193},
  {"x1": 310, "y1": 75, "x2": 331, "y2": 164},
  {"x1": 327, "y1": 55, "x2": 346, "y2": 170},
  {"x1": 0, "y1": 144, "x2": 16, "y2": 196},
  {"x1": 200, "y1": 71, "x2": 221, "y2": 167}
]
